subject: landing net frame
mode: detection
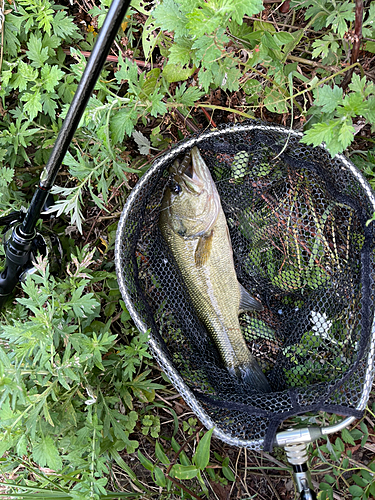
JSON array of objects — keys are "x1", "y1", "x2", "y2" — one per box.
[{"x1": 115, "y1": 121, "x2": 375, "y2": 455}]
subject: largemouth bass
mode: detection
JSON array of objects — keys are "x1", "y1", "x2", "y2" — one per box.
[{"x1": 159, "y1": 147, "x2": 271, "y2": 393}]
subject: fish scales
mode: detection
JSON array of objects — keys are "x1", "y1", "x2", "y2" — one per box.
[
  {"x1": 161, "y1": 209, "x2": 249, "y2": 367},
  {"x1": 159, "y1": 147, "x2": 271, "y2": 392}
]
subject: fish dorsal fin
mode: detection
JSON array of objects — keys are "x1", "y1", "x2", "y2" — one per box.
[
  {"x1": 239, "y1": 283, "x2": 263, "y2": 312},
  {"x1": 195, "y1": 230, "x2": 214, "y2": 267}
]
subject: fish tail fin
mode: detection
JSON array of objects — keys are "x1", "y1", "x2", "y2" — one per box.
[
  {"x1": 239, "y1": 284, "x2": 263, "y2": 312},
  {"x1": 236, "y1": 362, "x2": 271, "y2": 393}
]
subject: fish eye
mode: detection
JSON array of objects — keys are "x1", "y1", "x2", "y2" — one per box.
[{"x1": 171, "y1": 182, "x2": 182, "y2": 194}]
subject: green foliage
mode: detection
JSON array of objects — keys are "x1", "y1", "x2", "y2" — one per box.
[
  {"x1": 1, "y1": 0, "x2": 80, "y2": 169},
  {"x1": 0, "y1": 254, "x2": 163, "y2": 498},
  {"x1": 314, "y1": 407, "x2": 375, "y2": 500},
  {"x1": 137, "y1": 427, "x2": 226, "y2": 498},
  {"x1": 302, "y1": 75, "x2": 375, "y2": 156},
  {"x1": 290, "y1": 0, "x2": 355, "y2": 37},
  {"x1": 153, "y1": 0, "x2": 267, "y2": 93},
  {"x1": 2, "y1": 0, "x2": 375, "y2": 498},
  {"x1": 3, "y1": 0, "x2": 375, "y2": 230}
]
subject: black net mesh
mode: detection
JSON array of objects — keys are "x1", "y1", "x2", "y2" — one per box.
[{"x1": 116, "y1": 122, "x2": 375, "y2": 451}]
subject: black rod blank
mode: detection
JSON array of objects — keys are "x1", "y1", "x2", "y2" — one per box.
[{"x1": 22, "y1": 0, "x2": 132, "y2": 235}]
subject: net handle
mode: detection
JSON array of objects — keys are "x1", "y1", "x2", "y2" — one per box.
[{"x1": 275, "y1": 415, "x2": 356, "y2": 447}]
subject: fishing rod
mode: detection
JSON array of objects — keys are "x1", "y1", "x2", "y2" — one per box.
[{"x1": 0, "y1": 0, "x2": 132, "y2": 309}]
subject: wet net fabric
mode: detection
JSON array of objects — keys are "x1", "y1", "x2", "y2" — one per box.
[{"x1": 116, "y1": 122, "x2": 375, "y2": 451}]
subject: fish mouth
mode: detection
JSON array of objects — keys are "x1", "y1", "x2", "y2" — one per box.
[
  {"x1": 168, "y1": 146, "x2": 221, "y2": 237},
  {"x1": 179, "y1": 147, "x2": 215, "y2": 194}
]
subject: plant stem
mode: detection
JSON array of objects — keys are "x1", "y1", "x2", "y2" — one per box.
[
  {"x1": 165, "y1": 475, "x2": 202, "y2": 500},
  {"x1": 341, "y1": 0, "x2": 364, "y2": 89},
  {"x1": 196, "y1": 103, "x2": 255, "y2": 119},
  {"x1": 286, "y1": 54, "x2": 338, "y2": 71}
]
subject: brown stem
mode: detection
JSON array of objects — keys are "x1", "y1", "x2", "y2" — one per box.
[
  {"x1": 200, "y1": 106, "x2": 217, "y2": 128},
  {"x1": 352, "y1": 0, "x2": 364, "y2": 63},
  {"x1": 166, "y1": 425, "x2": 205, "y2": 476},
  {"x1": 341, "y1": 0, "x2": 364, "y2": 89},
  {"x1": 166, "y1": 475, "x2": 202, "y2": 500},
  {"x1": 62, "y1": 49, "x2": 150, "y2": 68},
  {"x1": 167, "y1": 103, "x2": 199, "y2": 133}
]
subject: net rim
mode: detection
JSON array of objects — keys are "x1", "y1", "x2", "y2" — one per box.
[{"x1": 115, "y1": 121, "x2": 375, "y2": 449}]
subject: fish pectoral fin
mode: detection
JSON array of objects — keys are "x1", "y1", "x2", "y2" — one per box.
[
  {"x1": 239, "y1": 283, "x2": 263, "y2": 312},
  {"x1": 195, "y1": 231, "x2": 213, "y2": 267}
]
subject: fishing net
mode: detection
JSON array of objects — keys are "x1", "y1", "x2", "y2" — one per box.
[{"x1": 115, "y1": 121, "x2": 375, "y2": 451}]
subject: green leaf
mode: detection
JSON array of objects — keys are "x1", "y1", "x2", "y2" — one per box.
[
  {"x1": 226, "y1": 0, "x2": 264, "y2": 24},
  {"x1": 325, "y1": 2, "x2": 355, "y2": 37},
  {"x1": 192, "y1": 35, "x2": 223, "y2": 68},
  {"x1": 253, "y1": 20, "x2": 276, "y2": 33},
  {"x1": 193, "y1": 427, "x2": 214, "y2": 470},
  {"x1": 162, "y1": 63, "x2": 195, "y2": 83},
  {"x1": 138, "y1": 450, "x2": 154, "y2": 471},
  {"x1": 338, "y1": 122, "x2": 355, "y2": 149},
  {"x1": 140, "y1": 68, "x2": 161, "y2": 97},
  {"x1": 16, "y1": 434, "x2": 27, "y2": 457},
  {"x1": 40, "y1": 93, "x2": 58, "y2": 119},
  {"x1": 51, "y1": 10, "x2": 80, "y2": 39},
  {"x1": 42, "y1": 33, "x2": 61, "y2": 50},
  {"x1": 174, "y1": 83, "x2": 204, "y2": 107},
  {"x1": 169, "y1": 38, "x2": 193, "y2": 66},
  {"x1": 262, "y1": 31, "x2": 280, "y2": 51},
  {"x1": 341, "y1": 427, "x2": 356, "y2": 446},
  {"x1": 341, "y1": 92, "x2": 367, "y2": 115},
  {"x1": 315, "y1": 85, "x2": 343, "y2": 114},
  {"x1": 111, "y1": 105, "x2": 139, "y2": 143},
  {"x1": 153, "y1": 466, "x2": 167, "y2": 487},
  {"x1": 70, "y1": 289, "x2": 98, "y2": 318},
  {"x1": 363, "y1": 97, "x2": 375, "y2": 123},
  {"x1": 282, "y1": 29, "x2": 304, "y2": 59},
  {"x1": 41, "y1": 65, "x2": 64, "y2": 92},
  {"x1": 264, "y1": 86, "x2": 288, "y2": 113},
  {"x1": 4, "y1": 13, "x2": 22, "y2": 56},
  {"x1": 186, "y1": 8, "x2": 223, "y2": 37},
  {"x1": 199, "y1": 68, "x2": 213, "y2": 93},
  {"x1": 115, "y1": 56, "x2": 140, "y2": 94},
  {"x1": 170, "y1": 464, "x2": 199, "y2": 480},
  {"x1": 26, "y1": 33, "x2": 49, "y2": 68},
  {"x1": 319, "y1": 482, "x2": 332, "y2": 490},
  {"x1": 213, "y1": 62, "x2": 241, "y2": 92},
  {"x1": 350, "y1": 429, "x2": 363, "y2": 441},
  {"x1": 324, "y1": 474, "x2": 335, "y2": 484},
  {"x1": 13, "y1": 61, "x2": 39, "y2": 91},
  {"x1": 310, "y1": 29, "x2": 339, "y2": 59},
  {"x1": 365, "y1": 41, "x2": 375, "y2": 53},
  {"x1": 153, "y1": 0, "x2": 188, "y2": 38},
  {"x1": 21, "y1": 91, "x2": 43, "y2": 120},
  {"x1": 349, "y1": 485, "x2": 365, "y2": 496},
  {"x1": 348, "y1": 74, "x2": 367, "y2": 94},
  {"x1": 142, "y1": 17, "x2": 159, "y2": 60},
  {"x1": 148, "y1": 90, "x2": 167, "y2": 117},
  {"x1": 0, "y1": 166, "x2": 14, "y2": 185},
  {"x1": 222, "y1": 459, "x2": 235, "y2": 481},
  {"x1": 155, "y1": 441, "x2": 170, "y2": 465},
  {"x1": 301, "y1": 121, "x2": 336, "y2": 148},
  {"x1": 32, "y1": 436, "x2": 62, "y2": 471},
  {"x1": 334, "y1": 437, "x2": 345, "y2": 453},
  {"x1": 0, "y1": 434, "x2": 13, "y2": 457},
  {"x1": 274, "y1": 32, "x2": 294, "y2": 45},
  {"x1": 351, "y1": 474, "x2": 367, "y2": 487}
]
